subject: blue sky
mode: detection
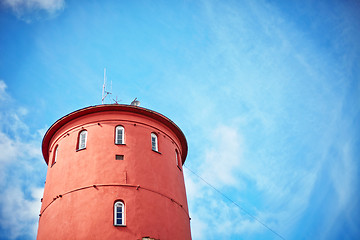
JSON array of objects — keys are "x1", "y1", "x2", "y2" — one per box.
[{"x1": 0, "y1": 0, "x2": 359, "y2": 239}]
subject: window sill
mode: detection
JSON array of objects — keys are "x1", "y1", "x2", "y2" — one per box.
[
  {"x1": 114, "y1": 224, "x2": 126, "y2": 227},
  {"x1": 76, "y1": 148, "x2": 86, "y2": 152},
  {"x1": 152, "y1": 150, "x2": 161, "y2": 154},
  {"x1": 115, "y1": 143, "x2": 126, "y2": 146}
]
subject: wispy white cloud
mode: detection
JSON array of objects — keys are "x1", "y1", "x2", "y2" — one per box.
[
  {"x1": 201, "y1": 125, "x2": 245, "y2": 188},
  {"x1": 185, "y1": 123, "x2": 322, "y2": 239},
  {"x1": 0, "y1": 80, "x2": 46, "y2": 239},
  {"x1": 185, "y1": 124, "x2": 269, "y2": 238},
  {"x1": 0, "y1": 187, "x2": 43, "y2": 239},
  {"x1": 1, "y1": 0, "x2": 65, "y2": 22},
  {"x1": 181, "y1": 2, "x2": 329, "y2": 235},
  {"x1": 0, "y1": 80, "x2": 8, "y2": 101},
  {"x1": 317, "y1": 139, "x2": 360, "y2": 239},
  {"x1": 2, "y1": 0, "x2": 64, "y2": 13},
  {"x1": 0, "y1": 131, "x2": 18, "y2": 164},
  {"x1": 331, "y1": 142, "x2": 356, "y2": 209},
  {"x1": 185, "y1": 99, "x2": 358, "y2": 238}
]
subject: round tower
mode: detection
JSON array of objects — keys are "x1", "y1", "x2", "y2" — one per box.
[{"x1": 37, "y1": 104, "x2": 191, "y2": 240}]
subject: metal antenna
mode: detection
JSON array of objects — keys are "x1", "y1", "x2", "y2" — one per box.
[
  {"x1": 113, "y1": 96, "x2": 121, "y2": 104},
  {"x1": 101, "y1": 68, "x2": 112, "y2": 104},
  {"x1": 102, "y1": 68, "x2": 106, "y2": 104}
]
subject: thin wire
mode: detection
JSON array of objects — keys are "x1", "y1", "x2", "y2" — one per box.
[{"x1": 183, "y1": 165, "x2": 286, "y2": 240}]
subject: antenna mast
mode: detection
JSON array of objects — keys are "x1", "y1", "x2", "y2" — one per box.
[
  {"x1": 102, "y1": 68, "x2": 106, "y2": 104},
  {"x1": 102, "y1": 68, "x2": 112, "y2": 104}
]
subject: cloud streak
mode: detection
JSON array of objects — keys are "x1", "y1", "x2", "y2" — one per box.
[
  {"x1": 0, "y1": 80, "x2": 46, "y2": 239},
  {"x1": 182, "y1": 1, "x2": 360, "y2": 238},
  {"x1": 0, "y1": 187, "x2": 43, "y2": 239},
  {"x1": 1, "y1": 0, "x2": 65, "y2": 21}
]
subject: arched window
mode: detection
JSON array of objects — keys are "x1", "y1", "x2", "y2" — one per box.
[
  {"x1": 115, "y1": 126, "x2": 125, "y2": 144},
  {"x1": 52, "y1": 145, "x2": 58, "y2": 166},
  {"x1": 78, "y1": 130, "x2": 87, "y2": 150},
  {"x1": 114, "y1": 201, "x2": 125, "y2": 226},
  {"x1": 151, "y1": 133, "x2": 158, "y2": 152},
  {"x1": 175, "y1": 149, "x2": 179, "y2": 167}
]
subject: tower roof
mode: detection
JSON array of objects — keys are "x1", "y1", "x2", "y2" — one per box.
[{"x1": 42, "y1": 104, "x2": 188, "y2": 165}]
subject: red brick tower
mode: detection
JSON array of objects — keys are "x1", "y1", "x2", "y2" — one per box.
[{"x1": 37, "y1": 104, "x2": 191, "y2": 239}]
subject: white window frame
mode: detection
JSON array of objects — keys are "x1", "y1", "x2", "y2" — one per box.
[
  {"x1": 52, "y1": 145, "x2": 58, "y2": 165},
  {"x1": 78, "y1": 130, "x2": 87, "y2": 150},
  {"x1": 114, "y1": 201, "x2": 125, "y2": 226},
  {"x1": 115, "y1": 126, "x2": 125, "y2": 145},
  {"x1": 151, "y1": 133, "x2": 158, "y2": 152}
]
